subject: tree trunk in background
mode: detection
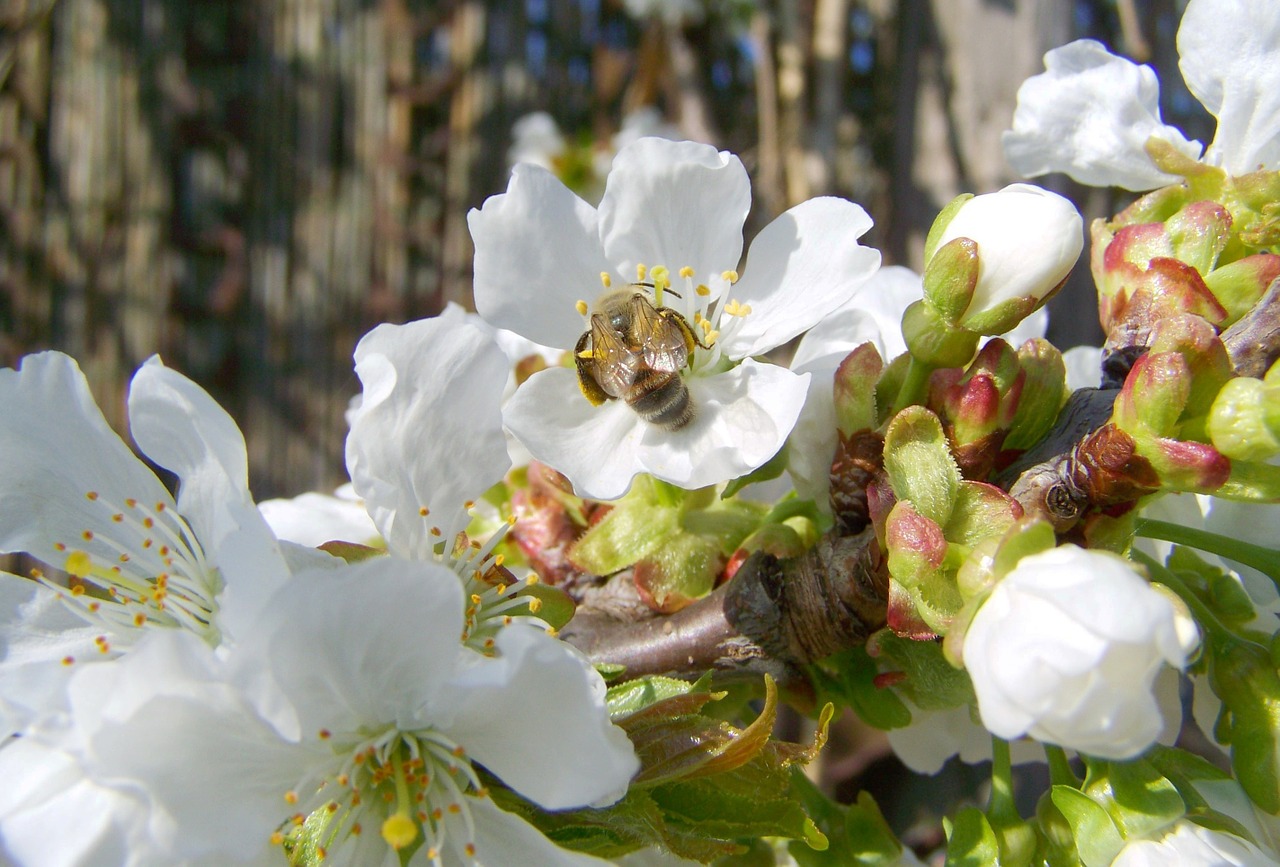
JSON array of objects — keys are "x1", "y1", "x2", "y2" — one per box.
[{"x1": 883, "y1": 0, "x2": 1104, "y2": 348}]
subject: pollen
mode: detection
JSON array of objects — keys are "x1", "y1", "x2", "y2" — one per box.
[
  {"x1": 721, "y1": 270, "x2": 739, "y2": 284},
  {"x1": 679, "y1": 266, "x2": 695, "y2": 278},
  {"x1": 527, "y1": 597, "x2": 542, "y2": 614},
  {"x1": 577, "y1": 348, "x2": 594, "y2": 359}
]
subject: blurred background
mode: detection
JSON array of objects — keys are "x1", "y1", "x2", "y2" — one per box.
[{"x1": 0, "y1": 0, "x2": 1208, "y2": 500}]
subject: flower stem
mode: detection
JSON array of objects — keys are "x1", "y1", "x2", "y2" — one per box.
[
  {"x1": 891, "y1": 356, "x2": 934, "y2": 416},
  {"x1": 1135, "y1": 518, "x2": 1280, "y2": 591},
  {"x1": 1043, "y1": 745, "x2": 1078, "y2": 788},
  {"x1": 988, "y1": 736, "x2": 1018, "y2": 821}
]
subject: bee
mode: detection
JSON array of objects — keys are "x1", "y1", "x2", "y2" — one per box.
[{"x1": 575, "y1": 286, "x2": 704, "y2": 430}]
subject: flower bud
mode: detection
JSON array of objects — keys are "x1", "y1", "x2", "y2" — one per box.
[
  {"x1": 962, "y1": 545, "x2": 1199, "y2": 759},
  {"x1": 927, "y1": 184, "x2": 1083, "y2": 335}
]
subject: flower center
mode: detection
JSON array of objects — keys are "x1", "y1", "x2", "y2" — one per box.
[
  {"x1": 274, "y1": 727, "x2": 488, "y2": 864},
  {"x1": 41, "y1": 490, "x2": 221, "y2": 652},
  {"x1": 414, "y1": 501, "x2": 553, "y2": 653},
  {"x1": 576, "y1": 263, "x2": 755, "y2": 372}
]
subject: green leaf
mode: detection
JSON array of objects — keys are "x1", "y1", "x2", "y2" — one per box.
[
  {"x1": 873, "y1": 632, "x2": 974, "y2": 712},
  {"x1": 605, "y1": 674, "x2": 709, "y2": 718},
  {"x1": 1082, "y1": 758, "x2": 1184, "y2": 842},
  {"x1": 808, "y1": 646, "x2": 912, "y2": 730},
  {"x1": 883, "y1": 406, "x2": 961, "y2": 527},
  {"x1": 632, "y1": 532, "x2": 724, "y2": 612},
  {"x1": 944, "y1": 807, "x2": 1000, "y2": 867},
  {"x1": 787, "y1": 781, "x2": 912, "y2": 867},
  {"x1": 1049, "y1": 786, "x2": 1124, "y2": 867},
  {"x1": 569, "y1": 501, "x2": 674, "y2": 575}
]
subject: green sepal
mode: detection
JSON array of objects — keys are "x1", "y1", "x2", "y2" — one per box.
[
  {"x1": 875, "y1": 353, "x2": 912, "y2": 425},
  {"x1": 1080, "y1": 757, "x2": 1185, "y2": 842},
  {"x1": 883, "y1": 406, "x2": 961, "y2": 527},
  {"x1": 944, "y1": 807, "x2": 1001, "y2": 867},
  {"x1": 723, "y1": 447, "x2": 790, "y2": 499},
  {"x1": 807, "y1": 645, "x2": 913, "y2": 731},
  {"x1": 924, "y1": 236, "x2": 981, "y2": 323},
  {"x1": 606, "y1": 673, "x2": 718, "y2": 719},
  {"x1": 513, "y1": 581, "x2": 576, "y2": 630},
  {"x1": 925, "y1": 194, "x2": 975, "y2": 263},
  {"x1": 991, "y1": 519, "x2": 1057, "y2": 580},
  {"x1": 902, "y1": 300, "x2": 981, "y2": 369},
  {"x1": 1209, "y1": 377, "x2": 1280, "y2": 462},
  {"x1": 1049, "y1": 787, "x2": 1125, "y2": 867},
  {"x1": 632, "y1": 531, "x2": 724, "y2": 612},
  {"x1": 1203, "y1": 254, "x2": 1280, "y2": 323},
  {"x1": 679, "y1": 497, "x2": 768, "y2": 556},
  {"x1": 963, "y1": 293, "x2": 1046, "y2": 337}
]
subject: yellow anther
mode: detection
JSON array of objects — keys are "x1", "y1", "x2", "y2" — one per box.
[
  {"x1": 599, "y1": 272, "x2": 612, "y2": 288},
  {"x1": 699, "y1": 319, "x2": 712, "y2": 334},
  {"x1": 575, "y1": 299, "x2": 589, "y2": 317},
  {"x1": 705, "y1": 330, "x2": 721, "y2": 343},
  {"x1": 270, "y1": 832, "x2": 285, "y2": 846},
  {"x1": 696, "y1": 284, "x2": 711, "y2": 296},
  {"x1": 723, "y1": 299, "x2": 753, "y2": 317},
  {"x1": 65, "y1": 551, "x2": 92, "y2": 579},
  {"x1": 526, "y1": 574, "x2": 540, "y2": 585},
  {"x1": 636, "y1": 263, "x2": 647, "y2": 281},
  {"x1": 527, "y1": 597, "x2": 543, "y2": 614},
  {"x1": 679, "y1": 266, "x2": 695, "y2": 278},
  {"x1": 418, "y1": 506, "x2": 429, "y2": 517},
  {"x1": 285, "y1": 791, "x2": 299, "y2": 805},
  {"x1": 86, "y1": 491, "x2": 99, "y2": 501},
  {"x1": 721, "y1": 270, "x2": 739, "y2": 284}
]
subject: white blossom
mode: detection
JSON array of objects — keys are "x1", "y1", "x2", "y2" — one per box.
[
  {"x1": 962, "y1": 545, "x2": 1198, "y2": 758},
  {"x1": 1004, "y1": 0, "x2": 1280, "y2": 189},
  {"x1": 933, "y1": 184, "x2": 1082, "y2": 330},
  {"x1": 0, "y1": 352, "x2": 291, "y2": 735},
  {"x1": 1111, "y1": 820, "x2": 1275, "y2": 867},
  {"x1": 469, "y1": 137, "x2": 880, "y2": 499}
]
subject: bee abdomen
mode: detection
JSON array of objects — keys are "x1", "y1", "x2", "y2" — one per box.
[{"x1": 627, "y1": 369, "x2": 694, "y2": 431}]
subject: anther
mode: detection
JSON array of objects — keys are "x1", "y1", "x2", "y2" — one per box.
[
  {"x1": 599, "y1": 272, "x2": 612, "y2": 288},
  {"x1": 696, "y1": 284, "x2": 711, "y2": 296},
  {"x1": 721, "y1": 270, "x2": 739, "y2": 284},
  {"x1": 86, "y1": 491, "x2": 99, "y2": 501},
  {"x1": 679, "y1": 266, "x2": 695, "y2": 278},
  {"x1": 575, "y1": 299, "x2": 589, "y2": 317},
  {"x1": 636, "y1": 263, "x2": 647, "y2": 281}
]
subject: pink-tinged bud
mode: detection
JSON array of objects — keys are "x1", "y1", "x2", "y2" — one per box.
[
  {"x1": 1113, "y1": 351, "x2": 1192, "y2": 439},
  {"x1": 1203, "y1": 254, "x2": 1280, "y2": 322},
  {"x1": 833, "y1": 343, "x2": 884, "y2": 437},
  {"x1": 1004, "y1": 339, "x2": 1066, "y2": 453},
  {"x1": 1141, "y1": 438, "x2": 1232, "y2": 493},
  {"x1": 1094, "y1": 226, "x2": 1228, "y2": 352},
  {"x1": 1208, "y1": 375, "x2": 1280, "y2": 463},
  {"x1": 1146, "y1": 314, "x2": 1233, "y2": 419},
  {"x1": 887, "y1": 580, "x2": 937, "y2": 640},
  {"x1": 866, "y1": 479, "x2": 897, "y2": 548},
  {"x1": 928, "y1": 184, "x2": 1083, "y2": 336},
  {"x1": 941, "y1": 341, "x2": 1025, "y2": 466}
]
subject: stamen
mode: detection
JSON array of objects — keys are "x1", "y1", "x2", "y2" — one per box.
[
  {"x1": 636, "y1": 263, "x2": 647, "y2": 281},
  {"x1": 696, "y1": 284, "x2": 711, "y2": 296},
  {"x1": 575, "y1": 299, "x2": 589, "y2": 317},
  {"x1": 721, "y1": 270, "x2": 739, "y2": 284},
  {"x1": 599, "y1": 272, "x2": 611, "y2": 289},
  {"x1": 679, "y1": 266, "x2": 695, "y2": 278}
]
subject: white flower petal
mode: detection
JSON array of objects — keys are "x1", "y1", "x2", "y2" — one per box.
[
  {"x1": 790, "y1": 264, "x2": 921, "y2": 374},
  {"x1": 0, "y1": 573, "x2": 100, "y2": 737},
  {"x1": 636, "y1": 361, "x2": 809, "y2": 491},
  {"x1": 127, "y1": 357, "x2": 290, "y2": 638},
  {"x1": 503, "y1": 366, "x2": 646, "y2": 500},
  {"x1": 0, "y1": 738, "x2": 150, "y2": 867},
  {"x1": 1003, "y1": 40, "x2": 1203, "y2": 190},
  {"x1": 463, "y1": 798, "x2": 615, "y2": 867},
  {"x1": 0, "y1": 352, "x2": 174, "y2": 571},
  {"x1": 258, "y1": 490, "x2": 381, "y2": 548},
  {"x1": 348, "y1": 316, "x2": 511, "y2": 559},
  {"x1": 442, "y1": 624, "x2": 637, "y2": 810},
  {"x1": 471, "y1": 164, "x2": 612, "y2": 349},
  {"x1": 722, "y1": 197, "x2": 881, "y2": 359},
  {"x1": 1178, "y1": 0, "x2": 1280, "y2": 174},
  {"x1": 599, "y1": 138, "x2": 750, "y2": 289},
  {"x1": 230, "y1": 559, "x2": 466, "y2": 738},
  {"x1": 1062, "y1": 345, "x2": 1104, "y2": 391}
]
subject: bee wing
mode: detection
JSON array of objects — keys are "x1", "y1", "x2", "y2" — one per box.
[
  {"x1": 630, "y1": 298, "x2": 690, "y2": 374},
  {"x1": 590, "y1": 314, "x2": 644, "y2": 398}
]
